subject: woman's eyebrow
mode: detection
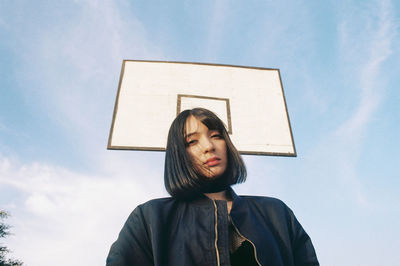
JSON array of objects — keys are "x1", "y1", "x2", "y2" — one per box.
[{"x1": 185, "y1": 132, "x2": 198, "y2": 138}]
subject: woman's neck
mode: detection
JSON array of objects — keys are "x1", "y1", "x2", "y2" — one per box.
[{"x1": 204, "y1": 190, "x2": 231, "y2": 201}]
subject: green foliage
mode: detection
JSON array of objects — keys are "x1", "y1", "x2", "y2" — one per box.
[
  {"x1": 0, "y1": 211, "x2": 23, "y2": 266},
  {"x1": 0, "y1": 211, "x2": 10, "y2": 239}
]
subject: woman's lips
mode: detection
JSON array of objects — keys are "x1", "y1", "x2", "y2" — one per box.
[{"x1": 205, "y1": 157, "x2": 220, "y2": 166}]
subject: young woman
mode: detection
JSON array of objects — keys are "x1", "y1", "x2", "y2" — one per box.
[{"x1": 107, "y1": 108, "x2": 319, "y2": 266}]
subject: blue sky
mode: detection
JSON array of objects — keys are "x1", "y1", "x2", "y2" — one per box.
[{"x1": 1, "y1": 1, "x2": 399, "y2": 265}]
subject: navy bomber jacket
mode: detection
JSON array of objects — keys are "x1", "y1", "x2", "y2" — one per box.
[{"x1": 107, "y1": 189, "x2": 319, "y2": 266}]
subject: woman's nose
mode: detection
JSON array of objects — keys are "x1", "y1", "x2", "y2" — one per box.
[{"x1": 201, "y1": 137, "x2": 214, "y2": 153}]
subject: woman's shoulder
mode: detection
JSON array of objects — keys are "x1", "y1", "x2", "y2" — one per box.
[
  {"x1": 120, "y1": 197, "x2": 178, "y2": 224},
  {"x1": 238, "y1": 195, "x2": 293, "y2": 216},
  {"x1": 240, "y1": 194, "x2": 287, "y2": 205},
  {"x1": 135, "y1": 197, "x2": 177, "y2": 211}
]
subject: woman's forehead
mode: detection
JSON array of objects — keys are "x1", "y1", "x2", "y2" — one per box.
[
  {"x1": 185, "y1": 116, "x2": 202, "y2": 135},
  {"x1": 185, "y1": 115, "x2": 218, "y2": 135}
]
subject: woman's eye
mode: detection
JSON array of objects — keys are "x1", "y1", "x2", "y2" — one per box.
[
  {"x1": 187, "y1": 139, "x2": 197, "y2": 145},
  {"x1": 211, "y1": 134, "x2": 222, "y2": 139}
]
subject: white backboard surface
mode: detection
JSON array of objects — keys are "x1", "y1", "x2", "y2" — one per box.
[{"x1": 108, "y1": 60, "x2": 296, "y2": 156}]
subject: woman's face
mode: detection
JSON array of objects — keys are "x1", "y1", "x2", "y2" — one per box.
[{"x1": 185, "y1": 115, "x2": 228, "y2": 179}]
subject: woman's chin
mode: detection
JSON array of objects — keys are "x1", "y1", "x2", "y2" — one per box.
[
  {"x1": 202, "y1": 172, "x2": 223, "y2": 179},
  {"x1": 198, "y1": 167, "x2": 226, "y2": 179}
]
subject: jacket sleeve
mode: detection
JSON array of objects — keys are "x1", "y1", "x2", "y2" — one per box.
[
  {"x1": 106, "y1": 205, "x2": 154, "y2": 266},
  {"x1": 288, "y1": 209, "x2": 319, "y2": 266}
]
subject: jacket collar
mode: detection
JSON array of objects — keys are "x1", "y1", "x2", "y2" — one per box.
[
  {"x1": 187, "y1": 186, "x2": 244, "y2": 207},
  {"x1": 228, "y1": 186, "x2": 245, "y2": 212}
]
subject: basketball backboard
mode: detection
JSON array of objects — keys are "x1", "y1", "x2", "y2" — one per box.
[{"x1": 108, "y1": 60, "x2": 296, "y2": 156}]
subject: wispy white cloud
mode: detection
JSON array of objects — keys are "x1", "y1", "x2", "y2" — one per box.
[
  {"x1": 337, "y1": 0, "x2": 396, "y2": 138},
  {"x1": 310, "y1": 0, "x2": 396, "y2": 208},
  {"x1": 0, "y1": 153, "x2": 166, "y2": 266}
]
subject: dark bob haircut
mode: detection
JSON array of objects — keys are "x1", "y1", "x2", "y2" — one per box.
[{"x1": 164, "y1": 108, "x2": 247, "y2": 200}]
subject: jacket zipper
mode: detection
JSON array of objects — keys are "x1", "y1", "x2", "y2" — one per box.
[
  {"x1": 230, "y1": 219, "x2": 262, "y2": 266},
  {"x1": 212, "y1": 200, "x2": 220, "y2": 266}
]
